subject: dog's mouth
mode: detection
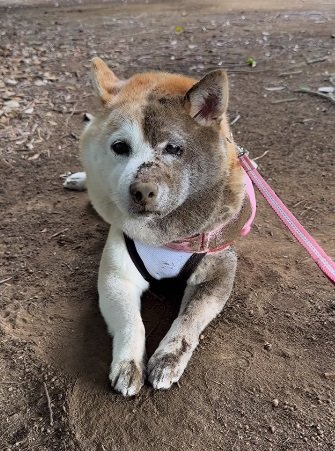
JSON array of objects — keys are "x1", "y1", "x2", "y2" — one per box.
[
  {"x1": 130, "y1": 208, "x2": 162, "y2": 217},
  {"x1": 126, "y1": 200, "x2": 163, "y2": 217}
]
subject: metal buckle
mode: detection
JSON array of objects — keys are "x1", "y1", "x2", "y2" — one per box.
[{"x1": 236, "y1": 145, "x2": 249, "y2": 158}]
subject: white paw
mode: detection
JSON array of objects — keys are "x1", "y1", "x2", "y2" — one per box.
[
  {"x1": 110, "y1": 360, "x2": 144, "y2": 397},
  {"x1": 147, "y1": 339, "x2": 192, "y2": 390},
  {"x1": 63, "y1": 172, "x2": 87, "y2": 191}
]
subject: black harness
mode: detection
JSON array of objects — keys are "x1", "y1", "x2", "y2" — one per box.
[{"x1": 123, "y1": 234, "x2": 205, "y2": 292}]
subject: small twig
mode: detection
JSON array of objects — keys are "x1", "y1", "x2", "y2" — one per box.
[
  {"x1": 279, "y1": 70, "x2": 303, "y2": 76},
  {"x1": 207, "y1": 378, "x2": 226, "y2": 388},
  {"x1": 253, "y1": 150, "x2": 269, "y2": 161},
  {"x1": 1, "y1": 158, "x2": 13, "y2": 168},
  {"x1": 72, "y1": 109, "x2": 89, "y2": 115},
  {"x1": 69, "y1": 132, "x2": 79, "y2": 141},
  {"x1": 292, "y1": 199, "x2": 305, "y2": 208},
  {"x1": 230, "y1": 114, "x2": 240, "y2": 126},
  {"x1": 63, "y1": 262, "x2": 73, "y2": 272},
  {"x1": 43, "y1": 382, "x2": 54, "y2": 426},
  {"x1": 0, "y1": 275, "x2": 15, "y2": 285},
  {"x1": 294, "y1": 87, "x2": 335, "y2": 105},
  {"x1": 271, "y1": 97, "x2": 298, "y2": 104},
  {"x1": 52, "y1": 107, "x2": 87, "y2": 115},
  {"x1": 306, "y1": 56, "x2": 328, "y2": 65},
  {"x1": 49, "y1": 228, "x2": 69, "y2": 239}
]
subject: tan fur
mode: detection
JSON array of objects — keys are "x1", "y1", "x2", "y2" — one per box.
[{"x1": 119, "y1": 72, "x2": 196, "y2": 102}]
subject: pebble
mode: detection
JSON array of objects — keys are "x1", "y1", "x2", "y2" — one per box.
[
  {"x1": 272, "y1": 398, "x2": 279, "y2": 407},
  {"x1": 264, "y1": 342, "x2": 272, "y2": 351}
]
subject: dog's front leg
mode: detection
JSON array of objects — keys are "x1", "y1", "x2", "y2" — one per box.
[
  {"x1": 98, "y1": 229, "x2": 149, "y2": 396},
  {"x1": 148, "y1": 248, "x2": 237, "y2": 389}
]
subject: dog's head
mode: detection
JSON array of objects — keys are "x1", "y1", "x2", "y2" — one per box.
[{"x1": 81, "y1": 57, "x2": 237, "y2": 231}]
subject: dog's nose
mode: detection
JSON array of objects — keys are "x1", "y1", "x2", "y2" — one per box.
[{"x1": 130, "y1": 181, "x2": 158, "y2": 206}]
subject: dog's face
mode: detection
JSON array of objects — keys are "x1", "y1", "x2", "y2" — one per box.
[{"x1": 81, "y1": 58, "x2": 232, "y2": 227}]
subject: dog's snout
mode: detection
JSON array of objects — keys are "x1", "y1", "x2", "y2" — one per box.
[{"x1": 130, "y1": 181, "x2": 158, "y2": 206}]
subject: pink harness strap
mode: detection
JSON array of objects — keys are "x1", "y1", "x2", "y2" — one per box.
[
  {"x1": 167, "y1": 172, "x2": 256, "y2": 253},
  {"x1": 238, "y1": 149, "x2": 335, "y2": 285},
  {"x1": 241, "y1": 171, "x2": 256, "y2": 236}
]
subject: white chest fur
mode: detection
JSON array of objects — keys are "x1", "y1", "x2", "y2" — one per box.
[{"x1": 134, "y1": 241, "x2": 192, "y2": 280}]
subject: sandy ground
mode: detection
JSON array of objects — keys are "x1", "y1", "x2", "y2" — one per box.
[
  {"x1": 0, "y1": 0, "x2": 335, "y2": 10},
  {"x1": 0, "y1": 1, "x2": 334, "y2": 450}
]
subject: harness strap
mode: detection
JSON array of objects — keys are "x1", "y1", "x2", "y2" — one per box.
[
  {"x1": 124, "y1": 234, "x2": 154, "y2": 283},
  {"x1": 123, "y1": 234, "x2": 205, "y2": 284},
  {"x1": 238, "y1": 150, "x2": 335, "y2": 284}
]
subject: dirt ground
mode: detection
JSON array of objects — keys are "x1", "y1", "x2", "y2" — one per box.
[{"x1": 1, "y1": 0, "x2": 334, "y2": 450}]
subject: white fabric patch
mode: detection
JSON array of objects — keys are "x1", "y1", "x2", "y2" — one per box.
[{"x1": 134, "y1": 241, "x2": 192, "y2": 280}]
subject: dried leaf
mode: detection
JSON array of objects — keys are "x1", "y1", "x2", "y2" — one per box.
[
  {"x1": 24, "y1": 107, "x2": 34, "y2": 114},
  {"x1": 4, "y1": 100, "x2": 20, "y2": 109},
  {"x1": 247, "y1": 57, "x2": 257, "y2": 67},
  {"x1": 28, "y1": 153, "x2": 40, "y2": 161},
  {"x1": 34, "y1": 80, "x2": 47, "y2": 87},
  {"x1": 5, "y1": 79, "x2": 18, "y2": 86},
  {"x1": 264, "y1": 86, "x2": 286, "y2": 91},
  {"x1": 318, "y1": 86, "x2": 335, "y2": 93}
]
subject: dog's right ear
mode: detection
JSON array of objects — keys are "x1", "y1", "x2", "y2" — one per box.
[{"x1": 91, "y1": 57, "x2": 122, "y2": 105}]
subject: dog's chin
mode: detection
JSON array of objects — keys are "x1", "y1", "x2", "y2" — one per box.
[
  {"x1": 128, "y1": 207, "x2": 162, "y2": 218},
  {"x1": 111, "y1": 198, "x2": 158, "y2": 219},
  {"x1": 115, "y1": 197, "x2": 177, "y2": 221},
  {"x1": 126, "y1": 199, "x2": 182, "y2": 221}
]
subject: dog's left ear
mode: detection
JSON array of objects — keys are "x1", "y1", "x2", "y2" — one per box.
[
  {"x1": 91, "y1": 57, "x2": 122, "y2": 105},
  {"x1": 184, "y1": 70, "x2": 229, "y2": 126}
]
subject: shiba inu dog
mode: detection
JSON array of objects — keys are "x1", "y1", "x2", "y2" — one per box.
[{"x1": 64, "y1": 57, "x2": 256, "y2": 396}]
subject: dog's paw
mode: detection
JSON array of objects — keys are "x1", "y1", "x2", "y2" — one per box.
[
  {"x1": 110, "y1": 360, "x2": 144, "y2": 397},
  {"x1": 147, "y1": 339, "x2": 192, "y2": 390},
  {"x1": 63, "y1": 172, "x2": 87, "y2": 191}
]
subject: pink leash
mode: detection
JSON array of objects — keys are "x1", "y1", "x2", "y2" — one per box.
[{"x1": 237, "y1": 147, "x2": 335, "y2": 285}]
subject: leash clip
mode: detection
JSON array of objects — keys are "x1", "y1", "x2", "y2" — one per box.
[
  {"x1": 237, "y1": 145, "x2": 259, "y2": 169},
  {"x1": 236, "y1": 145, "x2": 249, "y2": 158}
]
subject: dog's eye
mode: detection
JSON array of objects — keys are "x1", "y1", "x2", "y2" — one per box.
[
  {"x1": 164, "y1": 143, "x2": 183, "y2": 156},
  {"x1": 111, "y1": 140, "x2": 131, "y2": 156}
]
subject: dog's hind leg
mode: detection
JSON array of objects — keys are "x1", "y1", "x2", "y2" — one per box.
[
  {"x1": 63, "y1": 172, "x2": 87, "y2": 191},
  {"x1": 148, "y1": 248, "x2": 237, "y2": 390}
]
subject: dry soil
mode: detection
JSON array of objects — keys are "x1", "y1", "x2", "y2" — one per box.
[{"x1": 0, "y1": 1, "x2": 334, "y2": 450}]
